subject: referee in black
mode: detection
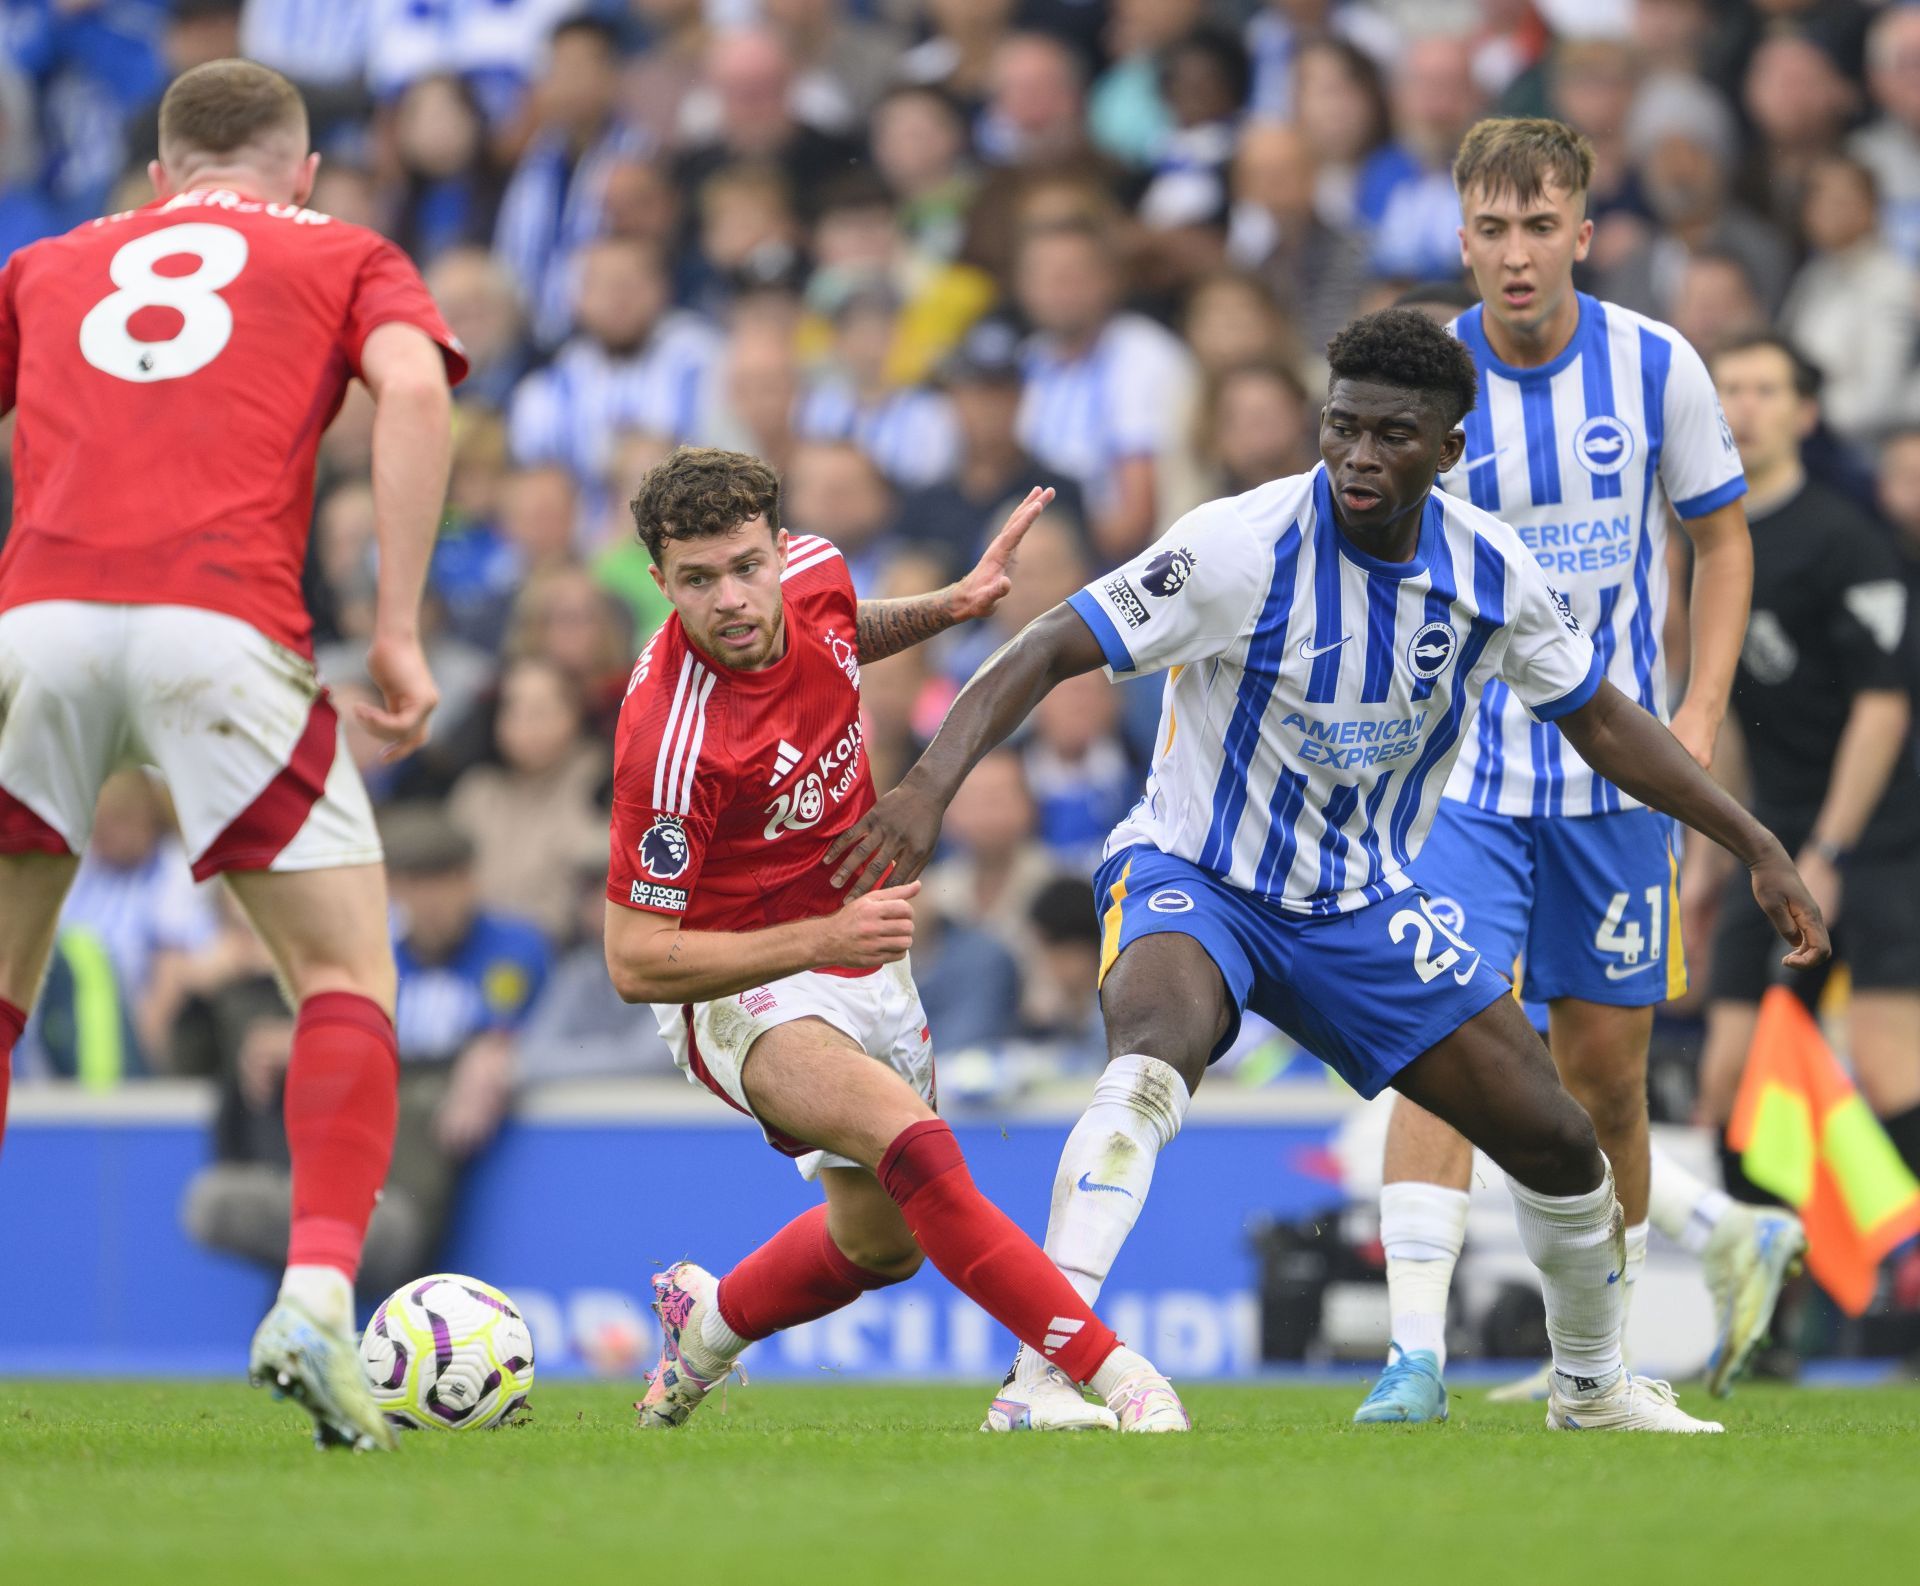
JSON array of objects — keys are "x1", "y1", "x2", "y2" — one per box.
[{"x1": 1695, "y1": 332, "x2": 1920, "y2": 1190}]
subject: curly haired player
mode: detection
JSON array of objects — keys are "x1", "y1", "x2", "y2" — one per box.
[{"x1": 605, "y1": 447, "x2": 1187, "y2": 1434}]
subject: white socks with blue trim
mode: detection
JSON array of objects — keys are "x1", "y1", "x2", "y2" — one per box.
[
  {"x1": 1648, "y1": 1149, "x2": 1733, "y2": 1255},
  {"x1": 1011, "y1": 1053, "x2": 1191, "y2": 1388}
]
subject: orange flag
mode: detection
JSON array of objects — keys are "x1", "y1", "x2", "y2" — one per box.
[{"x1": 1728, "y1": 986, "x2": 1920, "y2": 1315}]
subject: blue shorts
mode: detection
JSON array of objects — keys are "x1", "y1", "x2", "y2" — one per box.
[
  {"x1": 1092, "y1": 845, "x2": 1508, "y2": 1099},
  {"x1": 1410, "y1": 800, "x2": 1687, "y2": 1012}
]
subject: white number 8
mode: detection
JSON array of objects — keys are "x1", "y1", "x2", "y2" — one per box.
[{"x1": 79, "y1": 223, "x2": 249, "y2": 383}]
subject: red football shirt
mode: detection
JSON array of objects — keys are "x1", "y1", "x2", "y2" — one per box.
[
  {"x1": 607, "y1": 537, "x2": 875, "y2": 958},
  {"x1": 0, "y1": 188, "x2": 467, "y2": 656}
]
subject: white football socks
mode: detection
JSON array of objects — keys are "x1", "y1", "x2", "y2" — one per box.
[
  {"x1": 699, "y1": 1303, "x2": 751, "y2": 1366},
  {"x1": 1507, "y1": 1161, "x2": 1627, "y2": 1392},
  {"x1": 1013, "y1": 1054, "x2": 1190, "y2": 1387},
  {"x1": 280, "y1": 1264, "x2": 353, "y2": 1335},
  {"x1": 1623, "y1": 1220, "x2": 1649, "y2": 1293},
  {"x1": 1379, "y1": 1182, "x2": 1469, "y2": 1367},
  {"x1": 1648, "y1": 1148, "x2": 1733, "y2": 1255}
]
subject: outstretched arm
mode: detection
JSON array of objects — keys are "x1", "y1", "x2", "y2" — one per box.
[
  {"x1": 1558, "y1": 679, "x2": 1829, "y2": 969},
  {"x1": 825, "y1": 602, "x2": 1107, "y2": 894},
  {"x1": 1666, "y1": 499, "x2": 1753, "y2": 767},
  {"x1": 854, "y1": 486, "x2": 1054, "y2": 662}
]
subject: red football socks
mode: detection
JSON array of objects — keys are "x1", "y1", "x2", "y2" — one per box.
[
  {"x1": 0, "y1": 996, "x2": 23, "y2": 1160},
  {"x1": 878, "y1": 1119, "x2": 1119, "y2": 1385},
  {"x1": 716, "y1": 1204, "x2": 903, "y2": 1341},
  {"x1": 284, "y1": 991, "x2": 398, "y2": 1279}
]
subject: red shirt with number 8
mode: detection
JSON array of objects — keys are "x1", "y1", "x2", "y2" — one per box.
[{"x1": 0, "y1": 190, "x2": 468, "y2": 657}]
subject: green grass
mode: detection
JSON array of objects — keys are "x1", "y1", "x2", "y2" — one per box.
[{"x1": 2, "y1": 1381, "x2": 1917, "y2": 1585}]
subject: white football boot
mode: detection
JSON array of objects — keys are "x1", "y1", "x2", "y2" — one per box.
[
  {"x1": 636, "y1": 1262, "x2": 743, "y2": 1429},
  {"x1": 981, "y1": 1353, "x2": 1119, "y2": 1432},
  {"x1": 248, "y1": 1297, "x2": 397, "y2": 1452},
  {"x1": 1546, "y1": 1372, "x2": 1723, "y2": 1433},
  {"x1": 1104, "y1": 1365, "x2": 1192, "y2": 1433},
  {"x1": 1704, "y1": 1206, "x2": 1806, "y2": 1397}
]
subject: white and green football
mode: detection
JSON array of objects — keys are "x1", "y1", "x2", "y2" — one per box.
[{"x1": 360, "y1": 1274, "x2": 535, "y2": 1431}]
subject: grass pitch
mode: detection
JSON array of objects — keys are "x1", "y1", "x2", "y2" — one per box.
[{"x1": 3, "y1": 1381, "x2": 1916, "y2": 1586}]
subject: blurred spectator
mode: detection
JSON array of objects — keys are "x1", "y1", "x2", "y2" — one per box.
[
  {"x1": 979, "y1": 31, "x2": 1097, "y2": 168},
  {"x1": 1227, "y1": 120, "x2": 1370, "y2": 357},
  {"x1": 41, "y1": 772, "x2": 215, "y2": 1077},
  {"x1": 925, "y1": 747, "x2": 1059, "y2": 957},
  {"x1": 897, "y1": 0, "x2": 1016, "y2": 114},
  {"x1": 1246, "y1": 0, "x2": 1396, "y2": 123},
  {"x1": 508, "y1": 236, "x2": 721, "y2": 486},
  {"x1": 366, "y1": 0, "x2": 581, "y2": 124},
  {"x1": 1291, "y1": 37, "x2": 1391, "y2": 231},
  {"x1": 432, "y1": 411, "x2": 522, "y2": 651},
  {"x1": 514, "y1": 857, "x2": 675, "y2": 1084},
  {"x1": 426, "y1": 247, "x2": 532, "y2": 410},
  {"x1": 672, "y1": 27, "x2": 865, "y2": 223},
  {"x1": 1014, "y1": 216, "x2": 1199, "y2": 562},
  {"x1": 1025, "y1": 670, "x2": 1137, "y2": 866},
  {"x1": 896, "y1": 317, "x2": 1086, "y2": 578},
  {"x1": 938, "y1": 508, "x2": 1094, "y2": 688},
  {"x1": 450, "y1": 656, "x2": 610, "y2": 937},
  {"x1": 1018, "y1": 875, "x2": 1106, "y2": 1069},
  {"x1": 1607, "y1": 71, "x2": 1791, "y2": 317},
  {"x1": 240, "y1": 0, "x2": 371, "y2": 92},
  {"x1": 1181, "y1": 269, "x2": 1306, "y2": 381},
  {"x1": 692, "y1": 161, "x2": 806, "y2": 313},
  {"x1": 590, "y1": 428, "x2": 678, "y2": 643},
  {"x1": 1201, "y1": 358, "x2": 1316, "y2": 496},
  {"x1": 795, "y1": 274, "x2": 961, "y2": 490},
  {"x1": 505, "y1": 564, "x2": 636, "y2": 738},
  {"x1": 0, "y1": 63, "x2": 59, "y2": 260},
  {"x1": 782, "y1": 439, "x2": 898, "y2": 595},
  {"x1": 497, "y1": 461, "x2": 581, "y2": 573},
  {"x1": 872, "y1": 83, "x2": 980, "y2": 266},
  {"x1": 117, "y1": 0, "x2": 241, "y2": 186},
  {"x1": 1546, "y1": 36, "x2": 1648, "y2": 263},
  {"x1": 494, "y1": 14, "x2": 648, "y2": 348},
  {"x1": 1781, "y1": 154, "x2": 1918, "y2": 448},
  {"x1": 1358, "y1": 34, "x2": 1485, "y2": 281},
  {"x1": 384, "y1": 72, "x2": 508, "y2": 266},
  {"x1": 1667, "y1": 246, "x2": 1766, "y2": 357},
  {"x1": 908, "y1": 883, "x2": 1021, "y2": 1055},
  {"x1": 1739, "y1": 30, "x2": 1860, "y2": 242},
  {"x1": 182, "y1": 808, "x2": 549, "y2": 1299},
  {"x1": 1088, "y1": 0, "x2": 1205, "y2": 170},
  {"x1": 1137, "y1": 22, "x2": 1251, "y2": 231},
  {"x1": 1851, "y1": 5, "x2": 1920, "y2": 269},
  {"x1": 761, "y1": 0, "x2": 902, "y2": 134},
  {"x1": 707, "y1": 293, "x2": 804, "y2": 473},
  {"x1": 623, "y1": 0, "x2": 707, "y2": 148}
]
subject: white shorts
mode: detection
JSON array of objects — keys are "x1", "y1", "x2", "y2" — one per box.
[
  {"x1": 655, "y1": 955, "x2": 935, "y2": 1179},
  {"x1": 0, "y1": 601, "x2": 380, "y2": 880}
]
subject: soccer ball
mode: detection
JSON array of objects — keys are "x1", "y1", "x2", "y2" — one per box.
[{"x1": 360, "y1": 1273, "x2": 535, "y2": 1431}]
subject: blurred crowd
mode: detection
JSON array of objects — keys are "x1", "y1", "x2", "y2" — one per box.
[{"x1": 7, "y1": 0, "x2": 1920, "y2": 1193}]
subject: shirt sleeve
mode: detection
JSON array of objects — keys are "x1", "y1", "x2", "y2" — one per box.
[
  {"x1": 1498, "y1": 553, "x2": 1604, "y2": 721},
  {"x1": 606, "y1": 687, "x2": 731, "y2": 916},
  {"x1": 1660, "y1": 333, "x2": 1746, "y2": 520},
  {"x1": 0, "y1": 254, "x2": 17, "y2": 416},
  {"x1": 343, "y1": 235, "x2": 470, "y2": 386},
  {"x1": 1064, "y1": 498, "x2": 1271, "y2": 678},
  {"x1": 1826, "y1": 524, "x2": 1910, "y2": 696}
]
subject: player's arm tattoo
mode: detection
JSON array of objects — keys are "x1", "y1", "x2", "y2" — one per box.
[
  {"x1": 855, "y1": 591, "x2": 959, "y2": 662},
  {"x1": 666, "y1": 932, "x2": 685, "y2": 964}
]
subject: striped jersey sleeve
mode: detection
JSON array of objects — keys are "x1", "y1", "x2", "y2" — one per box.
[
  {"x1": 1659, "y1": 332, "x2": 1747, "y2": 520},
  {"x1": 1495, "y1": 544, "x2": 1605, "y2": 721},
  {"x1": 607, "y1": 630, "x2": 732, "y2": 915},
  {"x1": 1066, "y1": 497, "x2": 1272, "y2": 677}
]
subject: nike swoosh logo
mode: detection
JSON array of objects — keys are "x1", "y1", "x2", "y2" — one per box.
[
  {"x1": 1462, "y1": 446, "x2": 1511, "y2": 473},
  {"x1": 1606, "y1": 1271, "x2": 1621, "y2": 1284},
  {"x1": 1076, "y1": 1172, "x2": 1135, "y2": 1199},
  {"x1": 1299, "y1": 635, "x2": 1352, "y2": 660},
  {"x1": 1604, "y1": 960, "x2": 1656, "y2": 981}
]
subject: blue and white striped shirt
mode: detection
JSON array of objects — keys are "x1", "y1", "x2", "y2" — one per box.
[
  {"x1": 1068, "y1": 467, "x2": 1601, "y2": 915},
  {"x1": 508, "y1": 311, "x2": 722, "y2": 481},
  {"x1": 242, "y1": 0, "x2": 374, "y2": 87},
  {"x1": 1441, "y1": 295, "x2": 1747, "y2": 817},
  {"x1": 1017, "y1": 313, "x2": 1196, "y2": 519},
  {"x1": 794, "y1": 379, "x2": 961, "y2": 489}
]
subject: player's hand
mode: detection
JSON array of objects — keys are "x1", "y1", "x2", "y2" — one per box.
[
  {"x1": 358, "y1": 634, "x2": 440, "y2": 761},
  {"x1": 1791, "y1": 846, "x2": 1843, "y2": 930},
  {"x1": 819, "y1": 881, "x2": 921, "y2": 967},
  {"x1": 824, "y1": 780, "x2": 946, "y2": 898},
  {"x1": 1666, "y1": 700, "x2": 1720, "y2": 771},
  {"x1": 946, "y1": 486, "x2": 1054, "y2": 623},
  {"x1": 1751, "y1": 851, "x2": 1831, "y2": 971}
]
